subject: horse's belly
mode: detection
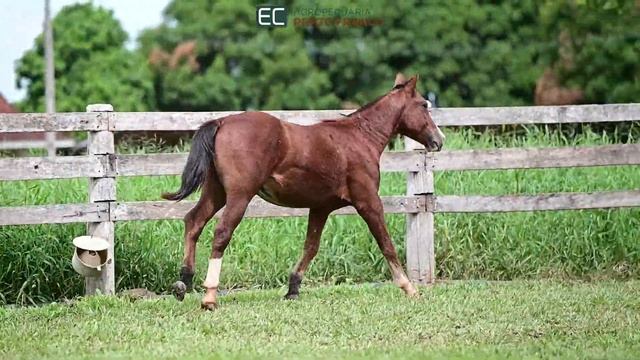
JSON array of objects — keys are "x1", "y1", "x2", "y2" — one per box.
[{"x1": 257, "y1": 171, "x2": 346, "y2": 208}]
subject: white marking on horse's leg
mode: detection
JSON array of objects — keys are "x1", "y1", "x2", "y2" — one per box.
[
  {"x1": 203, "y1": 258, "x2": 222, "y2": 289},
  {"x1": 389, "y1": 262, "x2": 418, "y2": 297}
]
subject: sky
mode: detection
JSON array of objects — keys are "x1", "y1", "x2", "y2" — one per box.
[{"x1": 0, "y1": 0, "x2": 170, "y2": 103}]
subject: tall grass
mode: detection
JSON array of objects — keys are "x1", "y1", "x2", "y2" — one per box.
[{"x1": 1, "y1": 126, "x2": 638, "y2": 304}]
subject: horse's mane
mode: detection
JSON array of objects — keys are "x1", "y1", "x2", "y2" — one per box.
[
  {"x1": 321, "y1": 81, "x2": 407, "y2": 123},
  {"x1": 345, "y1": 81, "x2": 406, "y2": 118}
]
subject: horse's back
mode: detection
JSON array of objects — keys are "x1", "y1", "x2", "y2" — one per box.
[
  {"x1": 213, "y1": 111, "x2": 353, "y2": 208},
  {"x1": 212, "y1": 112, "x2": 286, "y2": 190}
]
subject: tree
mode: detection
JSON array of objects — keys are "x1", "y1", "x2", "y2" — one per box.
[
  {"x1": 540, "y1": 0, "x2": 640, "y2": 104},
  {"x1": 139, "y1": 0, "x2": 339, "y2": 111},
  {"x1": 16, "y1": 3, "x2": 154, "y2": 112},
  {"x1": 305, "y1": 0, "x2": 545, "y2": 107}
]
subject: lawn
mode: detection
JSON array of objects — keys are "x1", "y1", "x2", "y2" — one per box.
[{"x1": 1, "y1": 281, "x2": 639, "y2": 359}]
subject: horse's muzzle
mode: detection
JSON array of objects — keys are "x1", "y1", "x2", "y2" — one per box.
[{"x1": 426, "y1": 138, "x2": 443, "y2": 152}]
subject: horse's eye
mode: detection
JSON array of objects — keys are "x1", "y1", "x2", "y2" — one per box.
[{"x1": 423, "y1": 100, "x2": 432, "y2": 109}]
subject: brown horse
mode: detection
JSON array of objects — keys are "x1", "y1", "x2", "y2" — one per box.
[{"x1": 163, "y1": 73, "x2": 445, "y2": 310}]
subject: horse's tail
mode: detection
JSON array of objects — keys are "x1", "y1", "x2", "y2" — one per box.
[{"x1": 161, "y1": 120, "x2": 220, "y2": 201}]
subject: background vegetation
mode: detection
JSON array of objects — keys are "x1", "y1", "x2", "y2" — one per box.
[{"x1": 13, "y1": 0, "x2": 640, "y2": 112}]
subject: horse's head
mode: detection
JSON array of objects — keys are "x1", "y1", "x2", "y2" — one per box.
[{"x1": 392, "y1": 73, "x2": 445, "y2": 152}]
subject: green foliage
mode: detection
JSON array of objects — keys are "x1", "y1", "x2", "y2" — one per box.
[
  {"x1": 305, "y1": 0, "x2": 545, "y2": 106},
  {"x1": 15, "y1": 3, "x2": 154, "y2": 112},
  {"x1": 13, "y1": 1, "x2": 639, "y2": 110},
  {"x1": 1, "y1": 282, "x2": 639, "y2": 359},
  {"x1": 540, "y1": 0, "x2": 640, "y2": 103},
  {"x1": 139, "y1": 0, "x2": 339, "y2": 110}
]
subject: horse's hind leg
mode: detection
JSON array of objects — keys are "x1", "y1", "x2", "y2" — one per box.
[
  {"x1": 173, "y1": 169, "x2": 226, "y2": 301},
  {"x1": 285, "y1": 207, "x2": 330, "y2": 300},
  {"x1": 201, "y1": 193, "x2": 252, "y2": 310}
]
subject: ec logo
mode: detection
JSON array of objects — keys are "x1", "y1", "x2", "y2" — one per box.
[{"x1": 256, "y1": 6, "x2": 287, "y2": 27}]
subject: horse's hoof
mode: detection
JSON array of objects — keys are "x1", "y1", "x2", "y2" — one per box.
[
  {"x1": 201, "y1": 302, "x2": 218, "y2": 311},
  {"x1": 407, "y1": 289, "x2": 420, "y2": 299},
  {"x1": 284, "y1": 293, "x2": 298, "y2": 300},
  {"x1": 172, "y1": 281, "x2": 187, "y2": 301}
]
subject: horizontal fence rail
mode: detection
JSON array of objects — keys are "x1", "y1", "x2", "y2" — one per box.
[
  {"x1": 115, "y1": 151, "x2": 425, "y2": 176},
  {"x1": 2, "y1": 104, "x2": 639, "y2": 132},
  {"x1": 109, "y1": 104, "x2": 640, "y2": 130},
  {"x1": 434, "y1": 190, "x2": 640, "y2": 213},
  {"x1": 426, "y1": 143, "x2": 640, "y2": 171},
  {"x1": 0, "y1": 138, "x2": 77, "y2": 151},
  {"x1": 1, "y1": 103, "x2": 639, "y2": 293},
  {"x1": 4, "y1": 190, "x2": 639, "y2": 226},
  {"x1": 5, "y1": 190, "x2": 640, "y2": 226},
  {"x1": 0, "y1": 203, "x2": 109, "y2": 226},
  {"x1": 0, "y1": 196, "x2": 422, "y2": 226},
  {"x1": 3, "y1": 143, "x2": 639, "y2": 181},
  {"x1": 0, "y1": 155, "x2": 106, "y2": 180},
  {"x1": 0, "y1": 112, "x2": 107, "y2": 132},
  {"x1": 112, "y1": 196, "x2": 424, "y2": 221}
]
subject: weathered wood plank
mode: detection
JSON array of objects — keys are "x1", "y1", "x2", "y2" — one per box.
[
  {"x1": 0, "y1": 203, "x2": 109, "y2": 225},
  {"x1": 115, "y1": 151, "x2": 423, "y2": 176},
  {"x1": 0, "y1": 113, "x2": 107, "y2": 132},
  {"x1": 0, "y1": 139, "x2": 77, "y2": 150},
  {"x1": 433, "y1": 103, "x2": 640, "y2": 126},
  {"x1": 429, "y1": 143, "x2": 640, "y2": 171},
  {"x1": 86, "y1": 104, "x2": 114, "y2": 112},
  {"x1": 404, "y1": 137, "x2": 434, "y2": 285},
  {"x1": 381, "y1": 151, "x2": 424, "y2": 172},
  {"x1": 110, "y1": 110, "x2": 353, "y2": 131},
  {"x1": 112, "y1": 196, "x2": 425, "y2": 221},
  {"x1": 89, "y1": 178, "x2": 116, "y2": 202},
  {"x1": 86, "y1": 104, "x2": 116, "y2": 296},
  {"x1": 434, "y1": 190, "x2": 640, "y2": 213},
  {"x1": 108, "y1": 104, "x2": 640, "y2": 131},
  {"x1": 3, "y1": 104, "x2": 638, "y2": 133},
  {"x1": 3, "y1": 144, "x2": 634, "y2": 182},
  {"x1": 86, "y1": 219, "x2": 115, "y2": 295},
  {"x1": 406, "y1": 211, "x2": 434, "y2": 284},
  {"x1": 0, "y1": 155, "x2": 104, "y2": 180},
  {"x1": 88, "y1": 131, "x2": 115, "y2": 155}
]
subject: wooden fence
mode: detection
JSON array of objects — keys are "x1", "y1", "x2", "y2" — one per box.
[{"x1": 1, "y1": 103, "x2": 639, "y2": 294}]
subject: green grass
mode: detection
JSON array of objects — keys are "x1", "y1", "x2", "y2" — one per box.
[
  {"x1": 0, "y1": 281, "x2": 638, "y2": 359},
  {"x1": 1, "y1": 126, "x2": 639, "y2": 304}
]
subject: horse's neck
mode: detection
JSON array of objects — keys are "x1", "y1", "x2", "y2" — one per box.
[{"x1": 352, "y1": 103, "x2": 402, "y2": 154}]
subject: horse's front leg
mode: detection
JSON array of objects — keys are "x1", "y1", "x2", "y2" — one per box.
[
  {"x1": 201, "y1": 194, "x2": 252, "y2": 310},
  {"x1": 352, "y1": 193, "x2": 418, "y2": 297}
]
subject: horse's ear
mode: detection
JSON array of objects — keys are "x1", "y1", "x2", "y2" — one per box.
[
  {"x1": 393, "y1": 73, "x2": 407, "y2": 88},
  {"x1": 404, "y1": 75, "x2": 418, "y2": 95}
]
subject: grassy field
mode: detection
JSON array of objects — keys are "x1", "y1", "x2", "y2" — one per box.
[
  {"x1": 1, "y1": 126, "x2": 639, "y2": 304},
  {"x1": 0, "y1": 281, "x2": 638, "y2": 359}
]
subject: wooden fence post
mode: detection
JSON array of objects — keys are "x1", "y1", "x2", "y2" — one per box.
[
  {"x1": 405, "y1": 137, "x2": 435, "y2": 284},
  {"x1": 86, "y1": 104, "x2": 116, "y2": 295}
]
